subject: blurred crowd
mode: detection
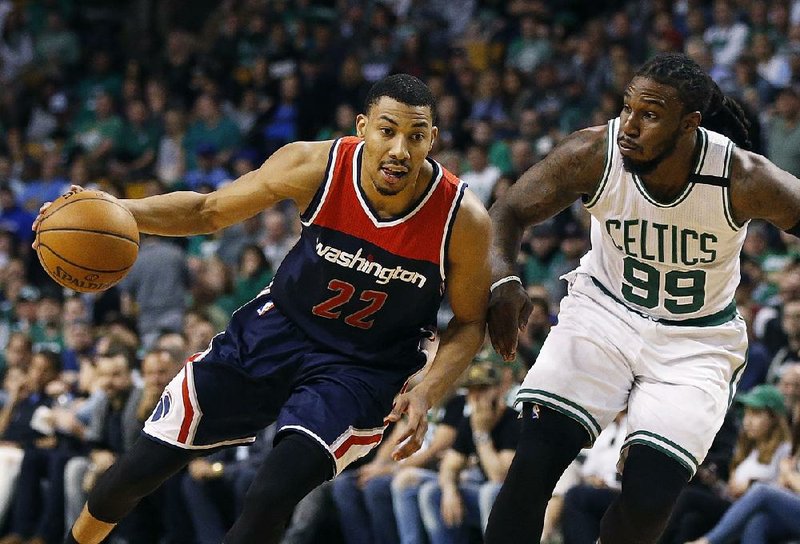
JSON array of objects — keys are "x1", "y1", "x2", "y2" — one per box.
[{"x1": 1, "y1": 0, "x2": 800, "y2": 542}]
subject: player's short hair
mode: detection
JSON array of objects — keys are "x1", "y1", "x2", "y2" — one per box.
[
  {"x1": 364, "y1": 74, "x2": 436, "y2": 122},
  {"x1": 634, "y1": 53, "x2": 751, "y2": 149}
]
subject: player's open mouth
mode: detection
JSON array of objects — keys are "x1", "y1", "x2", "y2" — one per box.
[
  {"x1": 618, "y1": 138, "x2": 639, "y2": 153},
  {"x1": 380, "y1": 167, "x2": 408, "y2": 182}
]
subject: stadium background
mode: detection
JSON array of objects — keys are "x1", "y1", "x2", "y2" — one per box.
[{"x1": 0, "y1": 0, "x2": 800, "y2": 543}]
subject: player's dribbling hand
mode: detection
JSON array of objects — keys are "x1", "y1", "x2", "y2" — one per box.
[
  {"x1": 31, "y1": 184, "x2": 85, "y2": 249},
  {"x1": 487, "y1": 280, "x2": 532, "y2": 361},
  {"x1": 385, "y1": 388, "x2": 429, "y2": 461}
]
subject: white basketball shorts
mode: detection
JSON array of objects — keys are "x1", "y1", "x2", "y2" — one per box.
[{"x1": 517, "y1": 273, "x2": 747, "y2": 476}]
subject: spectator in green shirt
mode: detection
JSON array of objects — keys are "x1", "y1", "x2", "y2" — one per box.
[
  {"x1": 110, "y1": 99, "x2": 160, "y2": 181},
  {"x1": 183, "y1": 93, "x2": 241, "y2": 171},
  {"x1": 69, "y1": 91, "x2": 123, "y2": 166}
]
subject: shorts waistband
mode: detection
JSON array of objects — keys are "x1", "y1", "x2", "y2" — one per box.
[{"x1": 590, "y1": 277, "x2": 737, "y2": 327}]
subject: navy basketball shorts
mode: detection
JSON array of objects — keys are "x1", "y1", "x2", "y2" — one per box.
[{"x1": 143, "y1": 293, "x2": 417, "y2": 476}]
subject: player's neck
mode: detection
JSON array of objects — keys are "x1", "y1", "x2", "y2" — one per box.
[{"x1": 636, "y1": 132, "x2": 699, "y2": 201}]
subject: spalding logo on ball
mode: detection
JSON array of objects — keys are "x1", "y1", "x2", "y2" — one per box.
[{"x1": 35, "y1": 190, "x2": 139, "y2": 293}]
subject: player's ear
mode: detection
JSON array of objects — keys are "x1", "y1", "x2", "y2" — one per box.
[
  {"x1": 429, "y1": 126, "x2": 438, "y2": 152},
  {"x1": 356, "y1": 114, "x2": 367, "y2": 138},
  {"x1": 683, "y1": 111, "x2": 701, "y2": 133}
]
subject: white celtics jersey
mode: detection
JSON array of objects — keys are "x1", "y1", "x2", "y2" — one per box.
[{"x1": 576, "y1": 118, "x2": 747, "y2": 322}]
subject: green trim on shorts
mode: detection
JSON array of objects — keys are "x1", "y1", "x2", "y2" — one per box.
[
  {"x1": 517, "y1": 388, "x2": 602, "y2": 439},
  {"x1": 624, "y1": 430, "x2": 699, "y2": 473},
  {"x1": 623, "y1": 438, "x2": 696, "y2": 476},
  {"x1": 516, "y1": 396, "x2": 597, "y2": 444},
  {"x1": 728, "y1": 361, "x2": 747, "y2": 408},
  {"x1": 590, "y1": 277, "x2": 738, "y2": 326}
]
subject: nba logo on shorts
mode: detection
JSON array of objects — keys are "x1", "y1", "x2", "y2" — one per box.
[
  {"x1": 520, "y1": 403, "x2": 540, "y2": 420},
  {"x1": 151, "y1": 391, "x2": 173, "y2": 422}
]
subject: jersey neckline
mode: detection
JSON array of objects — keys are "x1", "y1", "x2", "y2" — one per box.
[
  {"x1": 352, "y1": 141, "x2": 443, "y2": 227},
  {"x1": 630, "y1": 128, "x2": 708, "y2": 208}
]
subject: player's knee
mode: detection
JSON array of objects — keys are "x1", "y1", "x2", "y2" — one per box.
[
  {"x1": 620, "y1": 487, "x2": 675, "y2": 529},
  {"x1": 242, "y1": 432, "x2": 331, "y2": 515},
  {"x1": 619, "y1": 445, "x2": 689, "y2": 529},
  {"x1": 513, "y1": 404, "x2": 587, "y2": 480},
  {"x1": 87, "y1": 438, "x2": 194, "y2": 523}
]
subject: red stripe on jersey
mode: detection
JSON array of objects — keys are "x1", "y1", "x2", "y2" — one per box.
[
  {"x1": 333, "y1": 430, "x2": 384, "y2": 459},
  {"x1": 312, "y1": 137, "x2": 462, "y2": 265},
  {"x1": 184, "y1": 352, "x2": 202, "y2": 366},
  {"x1": 177, "y1": 368, "x2": 194, "y2": 444}
]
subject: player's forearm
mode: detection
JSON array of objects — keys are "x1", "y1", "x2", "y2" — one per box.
[
  {"x1": 415, "y1": 317, "x2": 485, "y2": 408},
  {"x1": 122, "y1": 191, "x2": 215, "y2": 236},
  {"x1": 488, "y1": 201, "x2": 525, "y2": 280}
]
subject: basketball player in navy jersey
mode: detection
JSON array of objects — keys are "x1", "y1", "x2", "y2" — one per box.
[
  {"x1": 37, "y1": 74, "x2": 491, "y2": 544},
  {"x1": 483, "y1": 53, "x2": 800, "y2": 544}
]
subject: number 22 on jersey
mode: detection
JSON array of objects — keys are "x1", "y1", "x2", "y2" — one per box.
[{"x1": 312, "y1": 279, "x2": 388, "y2": 329}]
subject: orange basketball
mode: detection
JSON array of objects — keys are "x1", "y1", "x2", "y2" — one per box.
[{"x1": 35, "y1": 190, "x2": 139, "y2": 293}]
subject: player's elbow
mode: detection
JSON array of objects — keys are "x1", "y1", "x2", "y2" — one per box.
[
  {"x1": 197, "y1": 193, "x2": 225, "y2": 233},
  {"x1": 488, "y1": 196, "x2": 513, "y2": 220}
]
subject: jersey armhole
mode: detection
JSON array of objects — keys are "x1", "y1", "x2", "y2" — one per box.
[
  {"x1": 300, "y1": 138, "x2": 342, "y2": 226},
  {"x1": 721, "y1": 141, "x2": 745, "y2": 231},
  {"x1": 439, "y1": 181, "x2": 467, "y2": 282},
  {"x1": 583, "y1": 118, "x2": 617, "y2": 209}
]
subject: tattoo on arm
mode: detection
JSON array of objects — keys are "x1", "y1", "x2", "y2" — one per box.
[
  {"x1": 730, "y1": 150, "x2": 800, "y2": 230},
  {"x1": 489, "y1": 126, "x2": 606, "y2": 276}
]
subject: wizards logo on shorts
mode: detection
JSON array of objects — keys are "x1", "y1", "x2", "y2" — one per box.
[{"x1": 151, "y1": 391, "x2": 173, "y2": 422}]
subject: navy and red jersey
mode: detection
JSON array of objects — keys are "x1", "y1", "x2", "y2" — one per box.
[{"x1": 271, "y1": 137, "x2": 466, "y2": 371}]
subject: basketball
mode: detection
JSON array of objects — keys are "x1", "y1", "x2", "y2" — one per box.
[{"x1": 35, "y1": 190, "x2": 139, "y2": 293}]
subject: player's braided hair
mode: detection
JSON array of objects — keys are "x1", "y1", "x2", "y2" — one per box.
[{"x1": 635, "y1": 53, "x2": 752, "y2": 150}]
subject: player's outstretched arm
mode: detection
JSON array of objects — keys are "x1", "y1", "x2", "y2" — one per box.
[
  {"x1": 729, "y1": 149, "x2": 800, "y2": 232},
  {"x1": 123, "y1": 141, "x2": 332, "y2": 236},
  {"x1": 387, "y1": 190, "x2": 491, "y2": 460},
  {"x1": 488, "y1": 126, "x2": 606, "y2": 361}
]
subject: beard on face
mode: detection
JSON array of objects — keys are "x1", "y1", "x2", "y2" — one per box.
[{"x1": 621, "y1": 128, "x2": 682, "y2": 176}]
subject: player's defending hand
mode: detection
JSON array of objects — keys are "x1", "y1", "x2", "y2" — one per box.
[
  {"x1": 31, "y1": 184, "x2": 85, "y2": 249},
  {"x1": 385, "y1": 387, "x2": 429, "y2": 461},
  {"x1": 487, "y1": 280, "x2": 532, "y2": 361}
]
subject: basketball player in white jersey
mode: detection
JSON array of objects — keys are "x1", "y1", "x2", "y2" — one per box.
[{"x1": 484, "y1": 52, "x2": 800, "y2": 543}]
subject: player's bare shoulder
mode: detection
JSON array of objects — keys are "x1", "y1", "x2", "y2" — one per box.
[
  {"x1": 542, "y1": 124, "x2": 609, "y2": 193},
  {"x1": 275, "y1": 140, "x2": 334, "y2": 181},
  {"x1": 499, "y1": 124, "x2": 608, "y2": 225},
  {"x1": 448, "y1": 188, "x2": 491, "y2": 266},
  {"x1": 259, "y1": 140, "x2": 337, "y2": 210},
  {"x1": 455, "y1": 189, "x2": 491, "y2": 239},
  {"x1": 728, "y1": 146, "x2": 800, "y2": 230}
]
